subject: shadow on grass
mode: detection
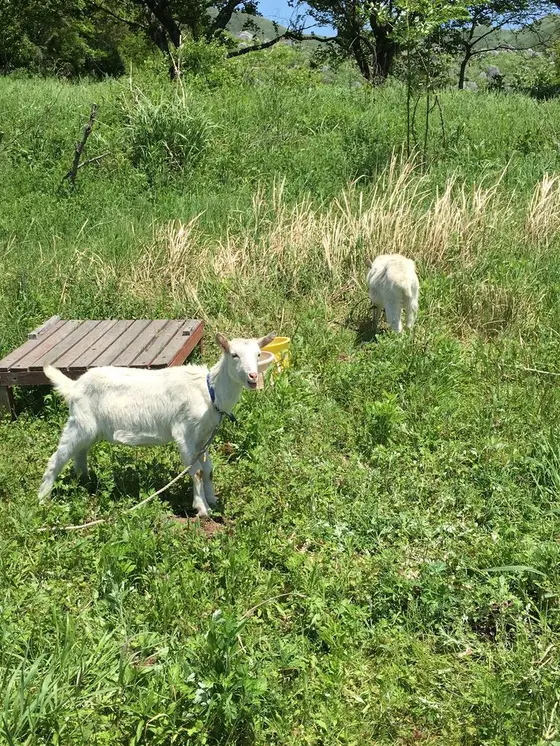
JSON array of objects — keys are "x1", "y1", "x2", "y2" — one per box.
[
  {"x1": 47, "y1": 461, "x2": 227, "y2": 520},
  {"x1": 109, "y1": 463, "x2": 226, "y2": 520},
  {"x1": 355, "y1": 318, "x2": 379, "y2": 345},
  {"x1": 342, "y1": 296, "x2": 386, "y2": 346},
  {"x1": 11, "y1": 386, "x2": 52, "y2": 418}
]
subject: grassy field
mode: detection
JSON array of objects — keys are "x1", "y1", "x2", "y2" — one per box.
[{"x1": 1, "y1": 62, "x2": 560, "y2": 745}]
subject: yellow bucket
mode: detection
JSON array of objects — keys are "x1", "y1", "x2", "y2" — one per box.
[{"x1": 262, "y1": 336, "x2": 291, "y2": 371}]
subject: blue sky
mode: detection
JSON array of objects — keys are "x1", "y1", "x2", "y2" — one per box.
[
  {"x1": 255, "y1": 0, "x2": 334, "y2": 34},
  {"x1": 255, "y1": 3, "x2": 560, "y2": 38}
]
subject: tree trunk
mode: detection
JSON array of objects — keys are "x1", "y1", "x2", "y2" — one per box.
[
  {"x1": 211, "y1": 0, "x2": 241, "y2": 33},
  {"x1": 458, "y1": 49, "x2": 471, "y2": 90},
  {"x1": 367, "y1": 10, "x2": 398, "y2": 83},
  {"x1": 143, "y1": 24, "x2": 177, "y2": 79},
  {"x1": 133, "y1": 0, "x2": 181, "y2": 49},
  {"x1": 351, "y1": 37, "x2": 372, "y2": 82},
  {"x1": 372, "y1": 30, "x2": 398, "y2": 81}
]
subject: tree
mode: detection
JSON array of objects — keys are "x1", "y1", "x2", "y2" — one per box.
[
  {"x1": 0, "y1": 0, "x2": 317, "y2": 76},
  {"x1": 299, "y1": 0, "x2": 402, "y2": 82},
  {"x1": 440, "y1": 0, "x2": 555, "y2": 89},
  {"x1": 88, "y1": 0, "x2": 314, "y2": 66},
  {"x1": 300, "y1": 0, "x2": 472, "y2": 83},
  {"x1": 0, "y1": 0, "x2": 127, "y2": 75}
]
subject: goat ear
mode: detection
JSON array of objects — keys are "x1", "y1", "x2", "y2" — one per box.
[
  {"x1": 366, "y1": 257, "x2": 372, "y2": 268},
  {"x1": 257, "y1": 331, "x2": 276, "y2": 349},
  {"x1": 216, "y1": 333, "x2": 230, "y2": 353}
]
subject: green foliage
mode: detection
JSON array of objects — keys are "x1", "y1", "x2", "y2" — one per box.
[
  {"x1": 231, "y1": 43, "x2": 323, "y2": 87},
  {"x1": 177, "y1": 38, "x2": 232, "y2": 87},
  {"x1": 0, "y1": 0, "x2": 127, "y2": 77},
  {"x1": 0, "y1": 0, "x2": 293, "y2": 78},
  {"x1": 304, "y1": 0, "x2": 473, "y2": 82},
  {"x1": 123, "y1": 90, "x2": 214, "y2": 180},
  {"x1": 555, "y1": 39, "x2": 560, "y2": 78},
  {"x1": 195, "y1": 610, "x2": 271, "y2": 741},
  {"x1": 361, "y1": 393, "x2": 404, "y2": 452},
  {"x1": 510, "y1": 49, "x2": 560, "y2": 98}
]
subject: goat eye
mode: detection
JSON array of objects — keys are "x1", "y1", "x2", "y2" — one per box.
[{"x1": 231, "y1": 353, "x2": 239, "y2": 359}]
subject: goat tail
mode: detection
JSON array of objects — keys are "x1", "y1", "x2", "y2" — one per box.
[{"x1": 44, "y1": 364, "x2": 76, "y2": 401}]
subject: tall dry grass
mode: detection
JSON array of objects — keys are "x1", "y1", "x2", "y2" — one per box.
[
  {"x1": 69, "y1": 159, "x2": 559, "y2": 316},
  {"x1": 526, "y1": 173, "x2": 560, "y2": 245}
]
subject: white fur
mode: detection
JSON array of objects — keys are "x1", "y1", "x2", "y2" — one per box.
[
  {"x1": 38, "y1": 332, "x2": 275, "y2": 517},
  {"x1": 366, "y1": 253, "x2": 419, "y2": 333}
]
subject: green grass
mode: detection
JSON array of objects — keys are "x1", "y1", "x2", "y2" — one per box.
[{"x1": 0, "y1": 63, "x2": 560, "y2": 745}]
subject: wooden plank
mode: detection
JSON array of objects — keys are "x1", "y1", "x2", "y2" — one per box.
[
  {"x1": 111, "y1": 319, "x2": 168, "y2": 367},
  {"x1": 73, "y1": 320, "x2": 131, "y2": 368},
  {"x1": 168, "y1": 321, "x2": 204, "y2": 366},
  {"x1": 0, "y1": 368, "x2": 88, "y2": 386},
  {"x1": 29, "y1": 320, "x2": 101, "y2": 371},
  {"x1": 0, "y1": 318, "x2": 204, "y2": 391},
  {"x1": 55, "y1": 320, "x2": 113, "y2": 369},
  {"x1": 9, "y1": 321, "x2": 81, "y2": 370},
  {"x1": 179, "y1": 320, "x2": 197, "y2": 337},
  {"x1": 0, "y1": 318, "x2": 66, "y2": 370},
  {"x1": 129, "y1": 320, "x2": 181, "y2": 367},
  {"x1": 0, "y1": 370, "x2": 51, "y2": 386},
  {"x1": 91, "y1": 320, "x2": 149, "y2": 367},
  {"x1": 28, "y1": 315, "x2": 61, "y2": 340},
  {"x1": 148, "y1": 321, "x2": 199, "y2": 368}
]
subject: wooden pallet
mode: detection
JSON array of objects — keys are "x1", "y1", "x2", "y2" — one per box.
[{"x1": 0, "y1": 316, "x2": 204, "y2": 417}]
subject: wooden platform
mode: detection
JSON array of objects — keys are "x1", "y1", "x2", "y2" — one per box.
[{"x1": 0, "y1": 317, "x2": 204, "y2": 417}]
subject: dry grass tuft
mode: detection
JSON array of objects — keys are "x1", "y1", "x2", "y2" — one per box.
[
  {"x1": 126, "y1": 215, "x2": 209, "y2": 313},
  {"x1": 525, "y1": 174, "x2": 560, "y2": 245},
  {"x1": 73, "y1": 160, "x2": 560, "y2": 323}
]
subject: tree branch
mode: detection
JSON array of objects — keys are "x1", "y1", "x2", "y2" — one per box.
[
  {"x1": 227, "y1": 33, "x2": 288, "y2": 56},
  {"x1": 77, "y1": 152, "x2": 110, "y2": 170},
  {"x1": 137, "y1": 0, "x2": 181, "y2": 47},
  {"x1": 212, "y1": 0, "x2": 245, "y2": 32},
  {"x1": 470, "y1": 12, "x2": 535, "y2": 46},
  {"x1": 466, "y1": 16, "x2": 477, "y2": 44},
  {"x1": 62, "y1": 104, "x2": 97, "y2": 187},
  {"x1": 227, "y1": 30, "x2": 333, "y2": 57},
  {"x1": 469, "y1": 42, "x2": 545, "y2": 56},
  {"x1": 357, "y1": 32, "x2": 377, "y2": 58},
  {"x1": 85, "y1": 0, "x2": 144, "y2": 30}
]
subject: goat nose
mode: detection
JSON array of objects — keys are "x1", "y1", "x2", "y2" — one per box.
[{"x1": 248, "y1": 371, "x2": 257, "y2": 381}]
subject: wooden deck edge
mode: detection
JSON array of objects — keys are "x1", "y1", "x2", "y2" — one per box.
[
  {"x1": 28, "y1": 315, "x2": 61, "y2": 340},
  {"x1": 169, "y1": 321, "x2": 205, "y2": 366}
]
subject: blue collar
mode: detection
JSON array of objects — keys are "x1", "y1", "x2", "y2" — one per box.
[{"x1": 207, "y1": 373, "x2": 236, "y2": 422}]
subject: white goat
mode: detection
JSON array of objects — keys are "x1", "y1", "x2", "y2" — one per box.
[
  {"x1": 366, "y1": 253, "x2": 419, "y2": 333},
  {"x1": 38, "y1": 331, "x2": 276, "y2": 517}
]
